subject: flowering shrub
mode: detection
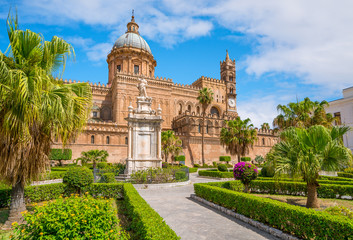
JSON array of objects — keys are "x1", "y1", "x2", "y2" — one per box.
[
  {"x1": 12, "y1": 193, "x2": 128, "y2": 239},
  {"x1": 233, "y1": 162, "x2": 258, "y2": 192}
]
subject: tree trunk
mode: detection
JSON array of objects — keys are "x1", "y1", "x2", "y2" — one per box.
[
  {"x1": 2, "y1": 182, "x2": 26, "y2": 230},
  {"x1": 243, "y1": 183, "x2": 250, "y2": 193},
  {"x1": 237, "y1": 155, "x2": 241, "y2": 163},
  {"x1": 306, "y1": 183, "x2": 320, "y2": 208},
  {"x1": 201, "y1": 112, "x2": 205, "y2": 165}
]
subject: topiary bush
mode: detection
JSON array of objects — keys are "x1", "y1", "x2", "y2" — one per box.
[
  {"x1": 13, "y1": 194, "x2": 128, "y2": 239},
  {"x1": 194, "y1": 164, "x2": 201, "y2": 168},
  {"x1": 240, "y1": 157, "x2": 251, "y2": 162},
  {"x1": 219, "y1": 156, "x2": 231, "y2": 162},
  {"x1": 63, "y1": 167, "x2": 93, "y2": 194},
  {"x1": 100, "y1": 173, "x2": 116, "y2": 183},
  {"x1": 97, "y1": 162, "x2": 108, "y2": 169},
  {"x1": 260, "y1": 162, "x2": 275, "y2": 177},
  {"x1": 174, "y1": 155, "x2": 185, "y2": 162},
  {"x1": 233, "y1": 162, "x2": 258, "y2": 192},
  {"x1": 175, "y1": 171, "x2": 187, "y2": 181},
  {"x1": 217, "y1": 164, "x2": 228, "y2": 172},
  {"x1": 212, "y1": 161, "x2": 218, "y2": 167}
]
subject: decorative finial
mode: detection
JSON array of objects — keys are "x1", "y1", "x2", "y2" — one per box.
[
  {"x1": 226, "y1": 49, "x2": 230, "y2": 61},
  {"x1": 132, "y1": 9, "x2": 134, "y2": 17}
]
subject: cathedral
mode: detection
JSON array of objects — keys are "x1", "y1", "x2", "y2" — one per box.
[{"x1": 52, "y1": 15, "x2": 278, "y2": 165}]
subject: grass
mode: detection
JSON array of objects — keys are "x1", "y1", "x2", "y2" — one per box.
[
  {"x1": 0, "y1": 207, "x2": 12, "y2": 240},
  {"x1": 251, "y1": 193, "x2": 353, "y2": 210}
]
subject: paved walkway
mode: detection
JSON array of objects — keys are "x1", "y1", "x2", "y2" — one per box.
[{"x1": 137, "y1": 173, "x2": 279, "y2": 240}]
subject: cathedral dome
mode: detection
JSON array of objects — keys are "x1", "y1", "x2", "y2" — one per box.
[{"x1": 113, "y1": 32, "x2": 152, "y2": 54}]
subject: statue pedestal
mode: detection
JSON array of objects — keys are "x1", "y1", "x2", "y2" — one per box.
[{"x1": 124, "y1": 83, "x2": 163, "y2": 175}]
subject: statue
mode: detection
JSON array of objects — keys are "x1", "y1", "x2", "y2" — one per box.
[{"x1": 137, "y1": 78, "x2": 148, "y2": 98}]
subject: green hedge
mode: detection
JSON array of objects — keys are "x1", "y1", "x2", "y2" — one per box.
[
  {"x1": 257, "y1": 177, "x2": 353, "y2": 186},
  {"x1": 50, "y1": 148, "x2": 72, "y2": 160},
  {"x1": 338, "y1": 172, "x2": 353, "y2": 178},
  {"x1": 189, "y1": 167, "x2": 197, "y2": 173},
  {"x1": 249, "y1": 180, "x2": 353, "y2": 199},
  {"x1": 319, "y1": 175, "x2": 353, "y2": 182},
  {"x1": 0, "y1": 183, "x2": 125, "y2": 207},
  {"x1": 174, "y1": 155, "x2": 185, "y2": 162},
  {"x1": 219, "y1": 156, "x2": 231, "y2": 162},
  {"x1": 122, "y1": 183, "x2": 180, "y2": 239},
  {"x1": 240, "y1": 157, "x2": 251, "y2": 162},
  {"x1": 198, "y1": 170, "x2": 233, "y2": 178},
  {"x1": 194, "y1": 183, "x2": 353, "y2": 239}
]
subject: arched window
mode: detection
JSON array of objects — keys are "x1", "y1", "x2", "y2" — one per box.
[
  {"x1": 210, "y1": 107, "x2": 220, "y2": 117},
  {"x1": 178, "y1": 103, "x2": 183, "y2": 115},
  {"x1": 206, "y1": 125, "x2": 209, "y2": 134},
  {"x1": 262, "y1": 138, "x2": 265, "y2": 146},
  {"x1": 196, "y1": 106, "x2": 200, "y2": 114},
  {"x1": 187, "y1": 105, "x2": 191, "y2": 112},
  {"x1": 216, "y1": 95, "x2": 219, "y2": 102},
  {"x1": 91, "y1": 135, "x2": 95, "y2": 144},
  {"x1": 198, "y1": 124, "x2": 201, "y2": 133},
  {"x1": 106, "y1": 136, "x2": 110, "y2": 144},
  {"x1": 125, "y1": 137, "x2": 128, "y2": 145}
]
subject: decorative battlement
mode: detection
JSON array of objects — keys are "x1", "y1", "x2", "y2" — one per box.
[
  {"x1": 192, "y1": 76, "x2": 225, "y2": 87},
  {"x1": 84, "y1": 122, "x2": 127, "y2": 133}
]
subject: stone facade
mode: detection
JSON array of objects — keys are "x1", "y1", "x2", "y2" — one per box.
[
  {"x1": 326, "y1": 86, "x2": 353, "y2": 152},
  {"x1": 52, "y1": 15, "x2": 278, "y2": 166}
]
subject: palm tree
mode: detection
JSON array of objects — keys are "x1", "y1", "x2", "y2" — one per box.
[
  {"x1": 77, "y1": 150, "x2": 109, "y2": 169},
  {"x1": 220, "y1": 117, "x2": 258, "y2": 162},
  {"x1": 269, "y1": 125, "x2": 352, "y2": 208},
  {"x1": 197, "y1": 88, "x2": 213, "y2": 165},
  {"x1": 261, "y1": 123, "x2": 270, "y2": 131},
  {"x1": 0, "y1": 12, "x2": 92, "y2": 228},
  {"x1": 161, "y1": 130, "x2": 182, "y2": 163},
  {"x1": 273, "y1": 97, "x2": 335, "y2": 130}
]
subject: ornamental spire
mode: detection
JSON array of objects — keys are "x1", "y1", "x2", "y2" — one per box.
[{"x1": 126, "y1": 10, "x2": 139, "y2": 34}]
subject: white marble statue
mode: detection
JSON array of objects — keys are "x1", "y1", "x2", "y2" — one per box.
[{"x1": 137, "y1": 78, "x2": 148, "y2": 98}]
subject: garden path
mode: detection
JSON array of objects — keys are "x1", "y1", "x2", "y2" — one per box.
[{"x1": 136, "y1": 173, "x2": 279, "y2": 240}]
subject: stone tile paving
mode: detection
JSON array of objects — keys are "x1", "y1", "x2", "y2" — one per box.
[{"x1": 136, "y1": 173, "x2": 279, "y2": 240}]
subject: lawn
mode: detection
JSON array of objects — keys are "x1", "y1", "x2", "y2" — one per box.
[{"x1": 252, "y1": 193, "x2": 353, "y2": 210}]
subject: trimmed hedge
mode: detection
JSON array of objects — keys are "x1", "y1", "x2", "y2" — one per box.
[
  {"x1": 257, "y1": 177, "x2": 353, "y2": 186},
  {"x1": 240, "y1": 157, "x2": 251, "y2": 162},
  {"x1": 217, "y1": 164, "x2": 228, "y2": 172},
  {"x1": 249, "y1": 180, "x2": 353, "y2": 199},
  {"x1": 174, "y1": 155, "x2": 185, "y2": 162},
  {"x1": 122, "y1": 183, "x2": 180, "y2": 239},
  {"x1": 219, "y1": 156, "x2": 231, "y2": 162},
  {"x1": 319, "y1": 175, "x2": 353, "y2": 182},
  {"x1": 0, "y1": 183, "x2": 125, "y2": 207},
  {"x1": 198, "y1": 170, "x2": 233, "y2": 178},
  {"x1": 189, "y1": 167, "x2": 197, "y2": 173},
  {"x1": 338, "y1": 172, "x2": 353, "y2": 178},
  {"x1": 194, "y1": 182, "x2": 353, "y2": 239},
  {"x1": 50, "y1": 148, "x2": 72, "y2": 160}
]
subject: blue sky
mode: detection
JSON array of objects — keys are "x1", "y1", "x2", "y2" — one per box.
[{"x1": 1, "y1": 0, "x2": 353, "y2": 127}]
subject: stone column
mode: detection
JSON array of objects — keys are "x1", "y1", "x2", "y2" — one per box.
[{"x1": 128, "y1": 125, "x2": 132, "y2": 159}]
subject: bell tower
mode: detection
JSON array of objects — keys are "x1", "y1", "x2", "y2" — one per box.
[{"x1": 220, "y1": 50, "x2": 237, "y2": 115}]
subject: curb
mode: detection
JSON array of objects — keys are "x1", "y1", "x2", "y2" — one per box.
[
  {"x1": 133, "y1": 180, "x2": 191, "y2": 189},
  {"x1": 190, "y1": 194, "x2": 299, "y2": 240}
]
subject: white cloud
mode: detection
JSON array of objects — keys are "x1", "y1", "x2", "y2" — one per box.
[
  {"x1": 86, "y1": 43, "x2": 111, "y2": 62},
  {"x1": 11, "y1": 0, "x2": 353, "y2": 92}
]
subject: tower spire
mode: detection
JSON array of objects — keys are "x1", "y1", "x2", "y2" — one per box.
[{"x1": 226, "y1": 49, "x2": 230, "y2": 61}]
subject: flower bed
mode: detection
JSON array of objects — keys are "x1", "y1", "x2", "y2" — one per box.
[
  {"x1": 1, "y1": 182, "x2": 179, "y2": 239},
  {"x1": 194, "y1": 182, "x2": 353, "y2": 239},
  {"x1": 13, "y1": 194, "x2": 127, "y2": 239}
]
